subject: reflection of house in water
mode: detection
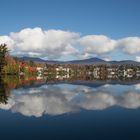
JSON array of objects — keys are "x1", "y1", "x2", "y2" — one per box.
[
  {"x1": 136, "y1": 67, "x2": 140, "y2": 76},
  {"x1": 44, "y1": 63, "x2": 140, "y2": 80},
  {"x1": 55, "y1": 74, "x2": 70, "y2": 80},
  {"x1": 55, "y1": 65, "x2": 70, "y2": 79},
  {"x1": 106, "y1": 66, "x2": 118, "y2": 79},
  {"x1": 56, "y1": 66, "x2": 70, "y2": 73},
  {"x1": 36, "y1": 75, "x2": 44, "y2": 80},
  {"x1": 136, "y1": 70, "x2": 140, "y2": 76}
]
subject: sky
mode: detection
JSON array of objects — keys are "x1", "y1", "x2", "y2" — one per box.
[{"x1": 0, "y1": 0, "x2": 140, "y2": 61}]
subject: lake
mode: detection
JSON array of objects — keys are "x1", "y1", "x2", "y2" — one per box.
[{"x1": 0, "y1": 76, "x2": 140, "y2": 140}]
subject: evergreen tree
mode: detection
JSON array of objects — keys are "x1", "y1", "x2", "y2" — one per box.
[{"x1": 0, "y1": 44, "x2": 9, "y2": 74}]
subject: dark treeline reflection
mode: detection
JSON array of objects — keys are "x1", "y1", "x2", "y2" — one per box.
[
  {"x1": 1, "y1": 74, "x2": 140, "y2": 91},
  {"x1": 0, "y1": 77, "x2": 9, "y2": 104},
  {"x1": 0, "y1": 76, "x2": 46, "y2": 105},
  {"x1": 0, "y1": 75, "x2": 140, "y2": 117}
]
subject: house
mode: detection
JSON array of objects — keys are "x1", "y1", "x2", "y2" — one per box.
[
  {"x1": 55, "y1": 65, "x2": 70, "y2": 73},
  {"x1": 93, "y1": 67, "x2": 100, "y2": 79},
  {"x1": 36, "y1": 67, "x2": 44, "y2": 76}
]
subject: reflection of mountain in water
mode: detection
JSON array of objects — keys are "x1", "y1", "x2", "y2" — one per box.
[
  {"x1": 0, "y1": 75, "x2": 140, "y2": 117},
  {"x1": 46, "y1": 79, "x2": 140, "y2": 88}
]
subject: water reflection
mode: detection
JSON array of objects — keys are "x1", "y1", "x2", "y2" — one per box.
[
  {"x1": 0, "y1": 77, "x2": 9, "y2": 104},
  {"x1": 0, "y1": 75, "x2": 140, "y2": 117}
]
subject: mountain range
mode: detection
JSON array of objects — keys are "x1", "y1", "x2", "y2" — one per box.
[{"x1": 19, "y1": 57, "x2": 140, "y2": 65}]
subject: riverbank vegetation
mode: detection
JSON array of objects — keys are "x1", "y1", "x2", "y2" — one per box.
[{"x1": 0, "y1": 44, "x2": 44, "y2": 76}]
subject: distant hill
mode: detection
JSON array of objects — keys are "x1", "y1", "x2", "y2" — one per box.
[
  {"x1": 19, "y1": 57, "x2": 140, "y2": 65},
  {"x1": 109, "y1": 60, "x2": 140, "y2": 65},
  {"x1": 19, "y1": 57, "x2": 46, "y2": 63},
  {"x1": 63, "y1": 57, "x2": 107, "y2": 64}
]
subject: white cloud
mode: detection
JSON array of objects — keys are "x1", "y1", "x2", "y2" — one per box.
[
  {"x1": 79, "y1": 35, "x2": 116, "y2": 55},
  {"x1": 0, "y1": 36, "x2": 14, "y2": 51},
  {"x1": 79, "y1": 35, "x2": 140, "y2": 59},
  {"x1": 135, "y1": 56, "x2": 140, "y2": 62},
  {"x1": 118, "y1": 37, "x2": 140, "y2": 54},
  {"x1": 0, "y1": 27, "x2": 140, "y2": 60},
  {"x1": 2, "y1": 27, "x2": 80, "y2": 59},
  {"x1": 135, "y1": 83, "x2": 140, "y2": 90}
]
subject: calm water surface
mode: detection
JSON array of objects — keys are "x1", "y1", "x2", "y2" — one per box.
[{"x1": 0, "y1": 77, "x2": 140, "y2": 140}]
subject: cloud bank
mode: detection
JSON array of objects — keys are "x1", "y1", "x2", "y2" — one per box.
[{"x1": 0, "y1": 27, "x2": 140, "y2": 60}]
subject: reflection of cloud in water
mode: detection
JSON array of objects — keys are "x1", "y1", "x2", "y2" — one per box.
[
  {"x1": 135, "y1": 83, "x2": 140, "y2": 90},
  {"x1": 0, "y1": 84, "x2": 140, "y2": 117}
]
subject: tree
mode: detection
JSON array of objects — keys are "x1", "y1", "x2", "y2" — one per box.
[
  {"x1": 29, "y1": 60, "x2": 35, "y2": 66},
  {"x1": 0, "y1": 44, "x2": 9, "y2": 74},
  {"x1": 0, "y1": 77, "x2": 9, "y2": 104}
]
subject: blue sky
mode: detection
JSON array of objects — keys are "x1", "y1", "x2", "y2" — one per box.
[{"x1": 0, "y1": 0, "x2": 140, "y2": 61}]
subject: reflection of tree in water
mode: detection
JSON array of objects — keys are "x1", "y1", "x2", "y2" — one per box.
[{"x1": 0, "y1": 77, "x2": 9, "y2": 104}]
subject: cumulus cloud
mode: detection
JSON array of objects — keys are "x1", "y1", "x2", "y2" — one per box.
[
  {"x1": 0, "y1": 27, "x2": 140, "y2": 60},
  {"x1": 0, "y1": 84, "x2": 140, "y2": 117},
  {"x1": 1, "y1": 27, "x2": 80, "y2": 59},
  {"x1": 135, "y1": 56, "x2": 140, "y2": 62},
  {"x1": 135, "y1": 83, "x2": 140, "y2": 90},
  {"x1": 0, "y1": 36, "x2": 14, "y2": 51},
  {"x1": 79, "y1": 36, "x2": 140, "y2": 59},
  {"x1": 118, "y1": 37, "x2": 140, "y2": 54},
  {"x1": 79, "y1": 35, "x2": 116, "y2": 55}
]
